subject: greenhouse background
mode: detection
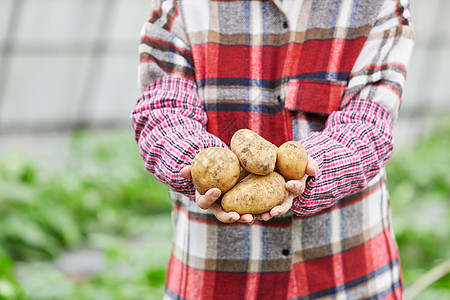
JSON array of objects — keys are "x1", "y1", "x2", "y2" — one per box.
[
  {"x1": 0, "y1": 0, "x2": 449, "y2": 151},
  {"x1": 0, "y1": 0, "x2": 449, "y2": 299}
]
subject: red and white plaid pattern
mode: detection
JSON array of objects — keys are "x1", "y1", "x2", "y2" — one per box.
[{"x1": 131, "y1": 0, "x2": 414, "y2": 298}]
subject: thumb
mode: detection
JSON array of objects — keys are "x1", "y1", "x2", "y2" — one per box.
[
  {"x1": 306, "y1": 156, "x2": 318, "y2": 177},
  {"x1": 179, "y1": 165, "x2": 192, "y2": 180}
]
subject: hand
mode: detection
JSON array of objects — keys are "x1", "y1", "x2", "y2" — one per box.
[
  {"x1": 180, "y1": 156, "x2": 318, "y2": 224},
  {"x1": 180, "y1": 166, "x2": 255, "y2": 224},
  {"x1": 254, "y1": 156, "x2": 318, "y2": 221}
]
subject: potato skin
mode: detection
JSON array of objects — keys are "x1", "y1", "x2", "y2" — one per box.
[
  {"x1": 221, "y1": 172, "x2": 288, "y2": 215},
  {"x1": 276, "y1": 141, "x2": 308, "y2": 181},
  {"x1": 230, "y1": 129, "x2": 277, "y2": 175},
  {"x1": 237, "y1": 165, "x2": 250, "y2": 182},
  {"x1": 191, "y1": 147, "x2": 241, "y2": 195}
]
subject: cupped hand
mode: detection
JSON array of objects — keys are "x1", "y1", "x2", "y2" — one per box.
[
  {"x1": 180, "y1": 156, "x2": 318, "y2": 224},
  {"x1": 180, "y1": 165, "x2": 255, "y2": 224},
  {"x1": 254, "y1": 156, "x2": 318, "y2": 221}
]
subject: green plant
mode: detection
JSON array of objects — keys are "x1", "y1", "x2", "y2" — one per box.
[
  {"x1": 0, "y1": 254, "x2": 26, "y2": 300},
  {"x1": 14, "y1": 215, "x2": 172, "y2": 300},
  {"x1": 0, "y1": 130, "x2": 171, "y2": 261}
]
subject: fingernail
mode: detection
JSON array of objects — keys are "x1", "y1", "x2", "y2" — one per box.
[{"x1": 211, "y1": 190, "x2": 220, "y2": 198}]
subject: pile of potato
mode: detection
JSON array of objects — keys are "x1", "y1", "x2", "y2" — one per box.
[{"x1": 191, "y1": 129, "x2": 308, "y2": 215}]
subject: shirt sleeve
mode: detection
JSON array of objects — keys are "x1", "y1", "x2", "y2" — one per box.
[
  {"x1": 292, "y1": 0, "x2": 415, "y2": 216},
  {"x1": 131, "y1": 0, "x2": 227, "y2": 198}
]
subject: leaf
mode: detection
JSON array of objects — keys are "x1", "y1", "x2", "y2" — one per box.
[{"x1": 1, "y1": 214, "x2": 61, "y2": 260}]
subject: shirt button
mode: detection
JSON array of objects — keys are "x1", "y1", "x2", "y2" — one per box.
[
  {"x1": 282, "y1": 21, "x2": 288, "y2": 29},
  {"x1": 282, "y1": 249, "x2": 290, "y2": 256}
]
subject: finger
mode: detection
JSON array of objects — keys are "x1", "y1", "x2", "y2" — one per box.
[
  {"x1": 255, "y1": 212, "x2": 272, "y2": 222},
  {"x1": 306, "y1": 156, "x2": 318, "y2": 176},
  {"x1": 179, "y1": 165, "x2": 192, "y2": 180},
  {"x1": 210, "y1": 202, "x2": 240, "y2": 223},
  {"x1": 196, "y1": 188, "x2": 221, "y2": 210},
  {"x1": 270, "y1": 195, "x2": 293, "y2": 216},
  {"x1": 285, "y1": 180, "x2": 306, "y2": 197},
  {"x1": 238, "y1": 214, "x2": 255, "y2": 224}
]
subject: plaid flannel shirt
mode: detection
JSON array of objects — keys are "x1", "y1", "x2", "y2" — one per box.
[{"x1": 131, "y1": 0, "x2": 414, "y2": 299}]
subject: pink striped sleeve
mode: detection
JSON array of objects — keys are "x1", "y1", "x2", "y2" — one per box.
[
  {"x1": 292, "y1": 98, "x2": 394, "y2": 216},
  {"x1": 131, "y1": 76, "x2": 227, "y2": 198}
]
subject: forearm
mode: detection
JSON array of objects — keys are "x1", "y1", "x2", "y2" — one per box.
[
  {"x1": 291, "y1": 0, "x2": 414, "y2": 216},
  {"x1": 131, "y1": 76, "x2": 227, "y2": 198},
  {"x1": 292, "y1": 98, "x2": 394, "y2": 216}
]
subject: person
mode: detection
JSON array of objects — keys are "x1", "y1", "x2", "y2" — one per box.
[{"x1": 131, "y1": 0, "x2": 414, "y2": 299}]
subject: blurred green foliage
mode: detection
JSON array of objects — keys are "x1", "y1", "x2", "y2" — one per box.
[
  {"x1": 0, "y1": 131, "x2": 171, "y2": 262},
  {"x1": 0, "y1": 117, "x2": 449, "y2": 299},
  {"x1": 0, "y1": 130, "x2": 172, "y2": 299},
  {"x1": 0, "y1": 255, "x2": 25, "y2": 300},
  {"x1": 387, "y1": 117, "x2": 450, "y2": 299},
  {"x1": 12, "y1": 215, "x2": 172, "y2": 300}
]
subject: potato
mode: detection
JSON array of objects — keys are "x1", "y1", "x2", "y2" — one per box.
[
  {"x1": 191, "y1": 147, "x2": 241, "y2": 195},
  {"x1": 237, "y1": 165, "x2": 250, "y2": 182},
  {"x1": 230, "y1": 129, "x2": 277, "y2": 175},
  {"x1": 276, "y1": 141, "x2": 308, "y2": 181},
  {"x1": 221, "y1": 172, "x2": 288, "y2": 215}
]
